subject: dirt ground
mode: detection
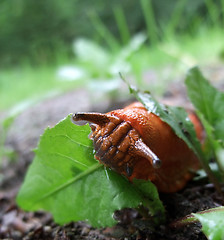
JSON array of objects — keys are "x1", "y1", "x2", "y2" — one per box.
[{"x1": 1, "y1": 66, "x2": 224, "y2": 239}]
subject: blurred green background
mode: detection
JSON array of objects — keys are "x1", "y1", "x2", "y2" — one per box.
[{"x1": 0, "y1": 0, "x2": 224, "y2": 111}]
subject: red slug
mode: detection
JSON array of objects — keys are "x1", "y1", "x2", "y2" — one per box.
[{"x1": 72, "y1": 102, "x2": 203, "y2": 193}]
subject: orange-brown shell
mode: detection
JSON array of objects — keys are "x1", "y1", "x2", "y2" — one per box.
[{"x1": 73, "y1": 102, "x2": 202, "y2": 193}]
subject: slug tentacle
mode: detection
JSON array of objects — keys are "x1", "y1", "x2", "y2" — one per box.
[
  {"x1": 134, "y1": 139, "x2": 161, "y2": 169},
  {"x1": 72, "y1": 112, "x2": 120, "y2": 126}
]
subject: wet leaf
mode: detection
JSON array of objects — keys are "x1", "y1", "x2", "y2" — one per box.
[
  {"x1": 193, "y1": 207, "x2": 224, "y2": 240},
  {"x1": 185, "y1": 66, "x2": 224, "y2": 146},
  {"x1": 185, "y1": 67, "x2": 224, "y2": 178},
  {"x1": 128, "y1": 84, "x2": 203, "y2": 159},
  {"x1": 17, "y1": 115, "x2": 165, "y2": 227},
  {"x1": 171, "y1": 206, "x2": 224, "y2": 240}
]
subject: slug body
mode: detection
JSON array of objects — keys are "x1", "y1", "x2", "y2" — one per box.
[{"x1": 72, "y1": 102, "x2": 202, "y2": 193}]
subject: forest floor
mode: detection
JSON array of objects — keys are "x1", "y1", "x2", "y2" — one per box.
[{"x1": 1, "y1": 65, "x2": 224, "y2": 240}]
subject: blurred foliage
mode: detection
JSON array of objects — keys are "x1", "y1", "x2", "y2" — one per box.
[{"x1": 1, "y1": 0, "x2": 223, "y2": 67}]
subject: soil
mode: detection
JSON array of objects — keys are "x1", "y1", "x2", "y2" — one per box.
[{"x1": 1, "y1": 67, "x2": 224, "y2": 240}]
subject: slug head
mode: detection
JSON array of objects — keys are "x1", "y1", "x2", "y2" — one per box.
[{"x1": 72, "y1": 112, "x2": 161, "y2": 180}]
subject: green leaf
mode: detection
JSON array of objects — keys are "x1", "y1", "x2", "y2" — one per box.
[
  {"x1": 17, "y1": 114, "x2": 165, "y2": 227},
  {"x1": 133, "y1": 179, "x2": 165, "y2": 224},
  {"x1": 128, "y1": 85, "x2": 203, "y2": 159},
  {"x1": 123, "y1": 79, "x2": 223, "y2": 189},
  {"x1": 185, "y1": 67, "x2": 224, "y2": 181},
  {"x1": 193, "y1": 207, "x2": 224, "y2": 240},
  {"x1": 185, "y1": 66, "x2": 224, "y2": 146},
  {"x1": 171, "y1": 206, "x2": 224, "y2": 240}
]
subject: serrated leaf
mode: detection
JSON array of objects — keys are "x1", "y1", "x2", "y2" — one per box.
[
  {"x1": 193, "y1": 207, "x2": 224, "y2": 240},
  {"x1": 133, "y1": 179, "x2": 165, "y2": 224},
  {"x1": 17, "y1": 114, "x2": 165, "y2": 227},
  {"x1": 185, "y1": 66, "x2": 224, "y2": 146},
  {"x1": 128, "y1": 85, "x2": 203, "y2": 159},
  {"x1": 122, "y1": 79, "x2": 223, "y2": 187},
  {"x1": 185, "y1": 67, "x2": 224, "y2": 180},
  {"x1": 171, "y1": 206, "x2": 224, "y2": 240}
]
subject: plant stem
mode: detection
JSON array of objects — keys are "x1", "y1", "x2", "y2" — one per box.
[{"x1": 198, "y1": 155, "x2": 223, "y2": 196}]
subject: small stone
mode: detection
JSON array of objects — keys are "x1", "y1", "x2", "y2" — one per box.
[
  {"x1": 44, "y1": 225, "x2": 52, "y2": 233},
  {"x1": 81, "y1": 226, "x2": 90, "y2": 235}
]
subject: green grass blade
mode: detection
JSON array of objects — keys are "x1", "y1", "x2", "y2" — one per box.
[
  {"x1": 113, "y1": 4, "x2": 131, "y2": 45},
  {"x1": 140, "y1": 0, "x2": 158, "y2": 45},
  {"x1": 221, "y1": 0, "x2": 224, "y2": 27},
  {"x1": 205, "y1": 0, "x2": 221, "y2": 27},
  {"x1": 88, "y1": 10, "x2": 120, "y2": 51},
  {"x1": 165, "y1": 0, "x2": 188, "y2": 37}
]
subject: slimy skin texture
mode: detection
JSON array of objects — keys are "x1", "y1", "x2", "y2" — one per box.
[{"x1": 72, "y1": 102, "x2": 202, "y2": 193}]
